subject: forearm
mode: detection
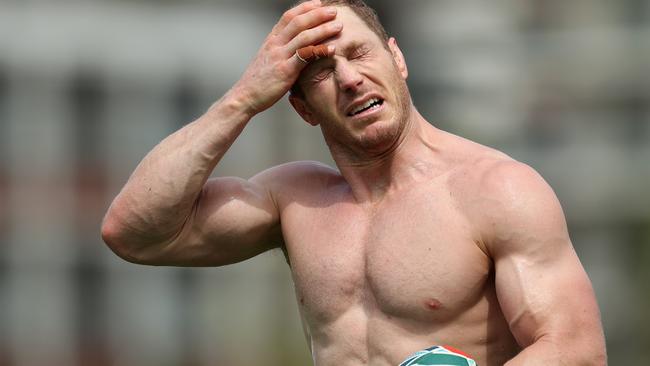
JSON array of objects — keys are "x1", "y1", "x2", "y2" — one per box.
[
  {"x1": 505, "y1": 336, "x2": 606, "y2": 366},
  {"x1": 103, "y1": 89, "x2": 253, "y2": 246},
  {"x1": 505, "y1": 338, "x2": 558, "y2": 366}
]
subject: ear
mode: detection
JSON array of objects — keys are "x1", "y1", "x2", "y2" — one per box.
[
  {"x1": 387, "y1": 37, "x2": 408, "y2": 80},
  {"x1": 289, "y1": 94, "x2": 320, "y2": 126}
]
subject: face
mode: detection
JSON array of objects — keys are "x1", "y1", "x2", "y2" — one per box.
[{"x1": 291, "y1": 7, "x2": 411, "y2": 160}]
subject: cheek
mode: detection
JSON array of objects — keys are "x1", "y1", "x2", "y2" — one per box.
[
  {"x1": 307, "y1": 84, "x2": 338, "y2": 112},
  {"x1": 366, "y1": 62, "x2": 396, "y2": 88}
]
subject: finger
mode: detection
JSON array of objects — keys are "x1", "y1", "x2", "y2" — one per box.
[
  {"x1": 273, "y1": 0, "x2": 322, "y2": 34},
  {"x1": 293, "y1": 45, "x2": 335, "y2": 67},
  {"x1": 296, "y1": 45, "x2": 331, "y2": 63},
  {"x1": 286, "y1": 20, "x2": 342, "y2": 55},
  {"x1": 280, "y1": 6, "x2": 338, "y2": 43}
]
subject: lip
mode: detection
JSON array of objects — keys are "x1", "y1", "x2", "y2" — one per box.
[
  {"x1": 344, "y1": 93, "x2": 385, "y2": 117},
  {"x1": 346, "y1": 98, "x2": 385, "y2": 121}
]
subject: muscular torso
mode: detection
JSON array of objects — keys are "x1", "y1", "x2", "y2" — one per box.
[{"x1": 275, "y1": 141, "x2": 521, "y2": 365}]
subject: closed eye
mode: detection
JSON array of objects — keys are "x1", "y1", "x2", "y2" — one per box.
[
  {"x1": 350, "y1": 47, "x2": 371, "y2": 60},
  {"x1": 311, "y1": 67, "x2": 334, "y2": 83}
]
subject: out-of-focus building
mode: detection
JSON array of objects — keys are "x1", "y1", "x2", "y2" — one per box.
[{"x1": 0, "y1": 0, "x2": 648, "y2": 364}]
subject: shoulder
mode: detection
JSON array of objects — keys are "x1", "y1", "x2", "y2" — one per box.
[
  {"x1": 473, "y1": 159, "x2": 568, "y2": 257},
  {"x1": 251, "y1": 160, "x2": 344, "y2": 204},
  {"x1": 477, "y1": 159, "x2": 562, "y2": 225},
  {"x1": 478, "y1": 159, "x2": 553, "y2": 202},
  {"x1": 443, "y1": 133, "x2": 553, "y2": 208},
  {"x1": 252, "y1": 160, "x2": 341, "y2": 186},
  {"x1": 443, "y1": 138, "x2": 566, "y2": 254}
]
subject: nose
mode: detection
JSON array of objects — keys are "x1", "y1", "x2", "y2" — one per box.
[{"x1": 335, "y1": 59, "x2": 364, "y2": 93}]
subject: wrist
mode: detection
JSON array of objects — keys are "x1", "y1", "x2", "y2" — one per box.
[{"x1": 215, "y1": 84, "x2": 263, "y2": 121}]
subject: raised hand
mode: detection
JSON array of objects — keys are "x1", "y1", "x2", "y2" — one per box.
[{"x1": 231, "y1": 0, "x2": 342, "y2": 116}]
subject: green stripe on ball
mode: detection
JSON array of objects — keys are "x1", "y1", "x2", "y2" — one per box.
[{"x1": 409, "y1": 352, "x2": 473, "y2": 365}]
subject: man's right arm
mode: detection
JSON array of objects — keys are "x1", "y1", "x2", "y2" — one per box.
[
  {"x1": 101, "y1": 96, "x2": 280, "y2": 266},
  {"x1": 101, "y1": 0, "x2": 341, "y2": 266}
]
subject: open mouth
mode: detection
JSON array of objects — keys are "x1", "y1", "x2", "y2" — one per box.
[{"x1": 347, "y1": 98, "x2": 385, "y2": 117}]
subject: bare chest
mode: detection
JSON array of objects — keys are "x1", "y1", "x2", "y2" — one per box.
[{"x1": 282, "y1": 187, "x2": 491, "y2": 325}]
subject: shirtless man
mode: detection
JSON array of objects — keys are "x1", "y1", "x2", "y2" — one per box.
[{"x1": 101, "y1": 0, "x2": 607, "y2": 364}]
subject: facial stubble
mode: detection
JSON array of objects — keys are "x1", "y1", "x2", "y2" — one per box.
[{"x1": 314, "y1": 60, "x2": 413, "y2": 163}]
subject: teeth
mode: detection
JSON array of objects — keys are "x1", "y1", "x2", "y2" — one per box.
[{"x1": 350, "y1": 98, "x2": 380, "y2": 115}]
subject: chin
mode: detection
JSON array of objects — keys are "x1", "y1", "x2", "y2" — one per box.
[
  {"x1": 357, "y1": 95, "x2": 412, "y2": 155},
  {"x1": 322, "y1": 97, "x2": 412, "y2": 159},
  {"x1": 355, "y1": 119, "x2": 403, "y2": 154}
]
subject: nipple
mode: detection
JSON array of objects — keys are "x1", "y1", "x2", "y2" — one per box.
[{"x1": 424, "y1": 298, "x2": 442, "y2": 310}]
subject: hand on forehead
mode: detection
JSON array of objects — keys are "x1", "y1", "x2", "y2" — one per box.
[{"x1": 295, "y1": 5, "x2": 378, "y2": 64}]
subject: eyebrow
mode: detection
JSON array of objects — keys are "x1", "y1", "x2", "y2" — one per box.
[{"x1": 338, "y1": 41, "x2": 370, "y2": 56}]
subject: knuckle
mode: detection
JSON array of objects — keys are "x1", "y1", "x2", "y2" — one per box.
[
  {"x1": 264, "y1": 34, "x2": 277, "y2": 45},
  {"x1": 262, "y1": 43, "x2": 275, "y2": 55},
  {"x1": 267, "y1": 49, "x2": 282, "y2": 63},
  {"x1": 282, "y1": 44, "x2": 294, "y2": 56},
  {"x1": 281, "y1": 11, "x2": 296, "y2": 25},
  {"x1": 277, "y1": 64, "x2": 292, "y2": 77},
  {"x1": 296, "y1": 31, "x2": 311, "y2": 45},
  {"x1": 289, "y1": 16, "x2": 307, "y2": 31},
  {"x1": 282, "y1": 8, "x2": 295, "y2": 20}
]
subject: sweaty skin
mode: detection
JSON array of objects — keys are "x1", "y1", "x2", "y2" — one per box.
[{"x1": 102, "y1": 1, "x2": 607, "y2": 365}]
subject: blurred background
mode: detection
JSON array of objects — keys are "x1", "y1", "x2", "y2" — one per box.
[{"x1": 0, "y1": 0, "x2": 648, "y2": 364}]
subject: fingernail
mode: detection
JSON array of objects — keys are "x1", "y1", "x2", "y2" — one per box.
[
  {"x1": 326, "y1": 7, "x2": 337, "y2": 15},
  {"x1": 333, "y1": 22, "x2": 343, "y2": 30},
  {"x1": 328, "y1": 45, "x2": 335, "y2": 54}
]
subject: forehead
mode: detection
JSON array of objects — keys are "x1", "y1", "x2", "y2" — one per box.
[{"x1": 322, "y1": 6, "x2": 382, "y2": 48}]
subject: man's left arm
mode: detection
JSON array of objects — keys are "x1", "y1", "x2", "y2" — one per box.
[{"x1": 481, "y1": 161, "x2": 606, "y2": 365}]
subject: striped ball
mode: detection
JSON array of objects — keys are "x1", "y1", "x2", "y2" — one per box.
[{"x1": 399, "y1": 345, "x2": 477, "y2": 366}]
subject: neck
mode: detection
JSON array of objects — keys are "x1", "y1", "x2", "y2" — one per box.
[{"x1": 329, "y1": 108, "x2": 445, "y2": 204}]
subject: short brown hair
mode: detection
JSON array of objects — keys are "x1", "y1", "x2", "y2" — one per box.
[
  {"x1": 290, "y1": 0, "x2": 389, "y2": 97},
  {"x1": 301, "y1": 0, "x2": 389, "y2": 43}
]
